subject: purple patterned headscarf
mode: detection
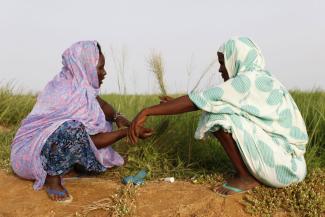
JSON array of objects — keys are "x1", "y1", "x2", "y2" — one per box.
[{"x1": 10, "y1": 41, "x2": 124, "y2": 190}]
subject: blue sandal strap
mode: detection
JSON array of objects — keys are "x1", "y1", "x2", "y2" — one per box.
[
  {"x1": 222, "y1": 183, "x2": 244, "y2": 193},
  {"x1": 46, "y1": 188, "x2": 68, "y2": 197}
]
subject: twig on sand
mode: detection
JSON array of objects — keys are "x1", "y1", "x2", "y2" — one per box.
[{"x1": 74, "y1": 184, "x2": 137, "y2": 217}]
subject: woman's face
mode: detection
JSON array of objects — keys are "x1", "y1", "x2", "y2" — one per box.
[
  {"x1": 96, "y1": 53, "x2": 106, "y2": 87},
  {"x1": 217, "y1": 52, "x2": 229, "y2": 82}
]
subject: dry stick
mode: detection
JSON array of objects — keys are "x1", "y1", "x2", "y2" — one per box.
[
  {"x1": 80, "y1": 185, "x2": 137, "y2": 216},
  {"x1": 186, "y1": 54, "x2": 195, "y2": 93},
  {"x1": 190, "y1": 59, "x2": 217, "y2": 93},
  {"x1": 187, "y1": 59, "x2": 216, "y2": 164},
  {"x1": 110, "y1": 47, "x2": 127, "y2": 94}
]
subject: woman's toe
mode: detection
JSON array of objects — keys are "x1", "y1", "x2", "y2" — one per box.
[
  {"x1": 50, "y1": 194, "x2": 55, "y2": 201},
  {"x1": 216, "y1": 186, "x2": 225, "y2": 194},
  {"x1": 222, "y1": 188, "x2": 228, "y2": 195},
  {"x1": 53, "y1": 194, "x2": 59, "y2": 201}
]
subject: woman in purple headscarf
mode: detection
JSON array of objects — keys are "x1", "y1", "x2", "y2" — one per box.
[{"x1": 10, "y1": 41, "x2": 152, "y2": 202}]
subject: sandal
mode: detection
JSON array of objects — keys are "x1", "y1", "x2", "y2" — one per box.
[
  {"x1": 45, "y1": 187, "x2": 73, "y2": 203},
  {"x1": 122, "y1": 170, "x2": 147, "y2": 185},
  {"x1": 215, "y1": 183, "x2": 249, "y2": 198}
]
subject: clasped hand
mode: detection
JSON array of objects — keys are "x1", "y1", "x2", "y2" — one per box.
[{"x1": 128, "y1": 95, "x2": 174, "y2": 144}]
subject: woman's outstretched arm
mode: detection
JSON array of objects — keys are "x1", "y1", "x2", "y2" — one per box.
[
  {"x1": 145, "y1": 95, "x2": 198, "y2": 116},
  {"x1": 90, "y1": 129, "x2": 128, "y2": 149},
  {"x1": 90, "y1": 127, "x2": 152, "y2": 149},
  {"x1": 128, "y1": 95, "x2": 198, "y2": 144}
]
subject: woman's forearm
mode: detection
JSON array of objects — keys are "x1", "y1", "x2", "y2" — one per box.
[
  {"x1": 97, "y1": 97, "x2": 130, "y2": 127},
  {"x1": 97, "y1": 96, "x2": 116, "y2": 122},
  {"x1": 142, "y1": 95, "x2": 198, "y2": 116},
  {"x1": 90, "y1": 128, "x2": 127, "y2": 149}
]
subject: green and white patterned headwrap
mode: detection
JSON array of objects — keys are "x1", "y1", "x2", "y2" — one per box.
[{"x1": 218, "y1": 37, "x2": 266, "y2": 78}]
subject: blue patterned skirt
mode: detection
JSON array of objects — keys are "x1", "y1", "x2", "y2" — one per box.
[{"x1": 41, "y1": 120, "x2": 106, "y2": 176}]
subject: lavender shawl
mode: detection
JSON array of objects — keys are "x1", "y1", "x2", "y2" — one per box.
[{"x1": 10, "y1": 41, "x2": 124, "y2": 190}]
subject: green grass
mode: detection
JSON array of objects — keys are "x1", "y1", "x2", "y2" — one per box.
[
  {"x1": 244, "y1": 168, "x2": 325, "y2": 217},
  {"x1": 0, "y1": 86, "x2": 324, "y2": 216}
]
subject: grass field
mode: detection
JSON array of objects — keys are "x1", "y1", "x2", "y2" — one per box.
[{"x1": 0, "y1": 86, "x2": 324, "y2": 216}]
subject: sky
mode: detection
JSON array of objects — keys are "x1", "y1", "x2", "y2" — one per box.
[{"x1": 0, "y1": 0, "x2": 324, "y2": 94}]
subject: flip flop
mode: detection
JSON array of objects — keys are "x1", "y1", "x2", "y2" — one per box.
[
  {"x1": 215, "y1": 183, "x2": 248, "y2": 198},
  {"x1": 122, "y1": 170, "x2": 147, "y2": 185},
  {"x1": 46, "y1": 187, "x2": 73, "y2": 203}
]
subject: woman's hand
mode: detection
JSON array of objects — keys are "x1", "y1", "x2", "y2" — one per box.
[
  {"x1": 136, "y1": 126, "x2": 153, "y2": 139},
  {"x1": 128, "y1": 109, "x2": 148, "y2": 144},
  {"x1": 159, "y1": 95, "x2": 174, "y2": 104},
  {"x1": 128, "y1": 95, "x2": 197, "y2": 144},
  {"x1": 115, "y1": 115, "x2": 131, "y2": 128}
]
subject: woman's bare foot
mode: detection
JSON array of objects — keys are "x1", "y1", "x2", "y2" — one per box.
[
  {"x1": 44, "y1": 175, "x2": 70, "y2": 201},
  {"x1": 214, "y1": 175, "x2": 260, "y2": 196}
]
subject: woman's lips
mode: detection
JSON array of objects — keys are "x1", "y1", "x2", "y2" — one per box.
[{"x1": 99, "y1": 77, "x2": 105, "y2": 84}]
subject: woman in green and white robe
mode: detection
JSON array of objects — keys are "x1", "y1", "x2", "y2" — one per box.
[{"x1": 128, "y1": 37, "x2": 308, "y2": 196}]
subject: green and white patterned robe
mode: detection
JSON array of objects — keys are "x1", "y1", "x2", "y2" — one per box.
[{"x1": 189, "y1": 37, "x2": 308, "y2": 187}]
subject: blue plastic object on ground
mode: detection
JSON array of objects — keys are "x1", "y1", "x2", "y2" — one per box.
[{"x1": 122, "y1": 170, "x2": 147, "y2": 185}]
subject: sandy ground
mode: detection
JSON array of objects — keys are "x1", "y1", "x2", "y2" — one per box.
[{"x1": 0, "y1": 170, "x2": 259, "y2": 217}]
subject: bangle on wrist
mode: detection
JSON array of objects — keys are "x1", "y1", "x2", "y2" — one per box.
[{"x1": 113, "y1": 112, "x2": 123, "y2": 121}]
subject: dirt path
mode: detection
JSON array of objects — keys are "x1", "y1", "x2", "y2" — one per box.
[{"x1": 0, "y1": 171, "x2": 251, "y2": 217}]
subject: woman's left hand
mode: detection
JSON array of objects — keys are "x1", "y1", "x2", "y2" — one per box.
[
  {"x1": 128, "y1": 109, "x2": 148, "y2": 144},
  {"x1": 137, "y1": 126, "x2": 153, "y2": 139},
  {"x1": 115, "y1": 115, "x2": 131, "y2": 128}
]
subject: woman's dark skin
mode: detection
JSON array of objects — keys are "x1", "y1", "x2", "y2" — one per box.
[
  {"x1": 45, "y1": 47, "x2": 152, "y2": 201},
  {"x1": 91, "y1": 51, "x2": 152, "y2": 148},
  {"x1": 128, "y1": 52, "x2": 260, "y2": 196}
]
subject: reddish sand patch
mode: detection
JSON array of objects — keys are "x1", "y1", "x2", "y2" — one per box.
[{"x1": 0, "y1": 171, "x2": 252, "y2": 217}]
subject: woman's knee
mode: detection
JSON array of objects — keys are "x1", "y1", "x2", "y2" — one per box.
[
  {"x1": 70, "y1": 120, "x2": 86, "y2": 129},
  {"x1": 213, "y1": 129, "x2": 232, "y2": 141},
  {"x1": 64, "y1": 120, "x2": 86, "y2": 136}
]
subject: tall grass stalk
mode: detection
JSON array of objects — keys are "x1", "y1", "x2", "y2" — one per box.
[
  {"x1": 148, "y1": 52, "x2": 167, "y2": 96},
  {"x1": 110, "y1": 47, "x2": 127, "y2": 94},
  {"x1": 190, "y1": 59, "x2": 216, "y2": 93}
]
